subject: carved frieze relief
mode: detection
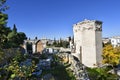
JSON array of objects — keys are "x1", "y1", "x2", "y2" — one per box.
[{"x1": 95, "y1": 24, "x2": 102, "y2": 31}]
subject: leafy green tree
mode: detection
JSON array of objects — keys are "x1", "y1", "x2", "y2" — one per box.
[
  {"x1": 0, "y1": 0, "x2": 9, "y2": 12},
  {"x1": 0, "y1": 0, "x2": 26, "y2": 48},
  {"x1": 35, "y1": 36, "x2": 37, "y2": 40},
  {"x1": 102, "y1": 44, "x2": 120, "y2": 66},
  {"x1": 62, "y1": 41, "x2": 69, "y2": 48},
  {"x1": 4, "y1": 52, "x2": 36, "y2": 80},
  {"x1": 87, "y1": 67, "x2": 119, "y2": 80},
  {"x1": 7, "y1": 25, "x2": 27, "y2": 47},
  {"x1": 6, "y1": 61, "x2": 36, "y2": 79},
  {"x1": 0, "y1": 12, "x2": 9, "y2": 48},
  {"x1": 59, "y1": 38, "x2": 62, "y2": 47},
  {"x1": 0, "y1": 48, "x2": 5, "y2": 60},
  {"x1": 52, "y1": 38, "x2": 69, "y2": 48},
  {"x1": 53, "y1": 38, "x2": 57, "y2": 46},
  {"x1": 0, "y1": 0, "x2": 11, "y2": 48},
  {"x1": 7, "y1": 28, "x2": 18, "y2": 47},
  {"x1": 17, "y1": 32, "x2": 27, "y2": 45},
  {"x1": 13, "y1": 24, "x2": 17, "y2": 33},
  {"x1": 46, "y1": 41, "x2": 49, "y2": 46},
  {"x1": 102, "y1": 44, "x2": 120, "y2": 75}
]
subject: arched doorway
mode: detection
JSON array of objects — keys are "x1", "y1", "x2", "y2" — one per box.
[
  {"x1": 36, "y1": 40, "x2": 44, "y2": 54},
  {"x1": 26, "y1": 42, "x2": 33, "y2": 54}
]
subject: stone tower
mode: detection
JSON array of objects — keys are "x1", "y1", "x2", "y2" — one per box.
[{"x1": 73, "y1": 19, "x2": 102, "y2": 67}]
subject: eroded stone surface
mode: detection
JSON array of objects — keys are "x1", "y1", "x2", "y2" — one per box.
[
  {"x1": 57, "y1": 53, "x2": 89, "y2": 80},
  {"x1": 73, "y1": 19, "x2": 102, "y2": 67}
]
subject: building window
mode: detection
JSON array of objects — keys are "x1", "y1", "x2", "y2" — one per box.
[{"x1": 112, "y1": 40, "x2": 114, "y2": 43}]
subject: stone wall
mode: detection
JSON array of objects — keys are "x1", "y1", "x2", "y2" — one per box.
[
  {"x1": 23, "y1": 40, "x2": 44, "y2": 54},
  {"x1": 57, "y1": 53, "x2": 89, "y2": 80},
  {"x1": 36, "y1": 40, "x2": 44, "y2": 53}
]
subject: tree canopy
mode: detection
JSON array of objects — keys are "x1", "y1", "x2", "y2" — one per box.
[
  {"x1": 0, "y1": 0, "x2": 27, "y2": 48},
  {"x1": 0, "y1": 0, "x2": 9, "y2": 12},
  {"x1": 102, "y1": 44, "x2": 120, "y2": 66},
  {"x1": 7, "y1": 25, "x2": 27, "y2": 48},
  {"x1": 0, "y1": 12, "x2": 9, "y2": 48}
]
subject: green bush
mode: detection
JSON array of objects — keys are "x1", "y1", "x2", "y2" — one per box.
[
  {"x1": 32, "y1": 57, "x2": 39, "y2": 64},
  {"x1": 40, "y1": 54, "x2": 47, "y2": 59},
  {"x1": 51, "y1": 54, "x2": 75, "y2": 80},
  {"x1": 0, "y1": 49, "x2": 5, "y2": 61},
  {"x1": 87, "y1": 67, "x2": 119, "y2": 80}
]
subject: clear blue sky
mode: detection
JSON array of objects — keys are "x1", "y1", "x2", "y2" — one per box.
[{"x1": 5, "y1": 0, "x2": 120, "y2": 39}]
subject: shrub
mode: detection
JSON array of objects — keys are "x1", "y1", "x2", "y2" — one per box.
[{"x1": 87, "y1": 67, "x2": 119, "y2": 80}]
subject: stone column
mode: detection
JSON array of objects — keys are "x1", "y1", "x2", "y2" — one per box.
[
  {"x1": 23, "y1": 41, "x2": 27, "y2": 53},
  {"x1": 32, "y1": 43, "x2": 36, "y2": 53}
]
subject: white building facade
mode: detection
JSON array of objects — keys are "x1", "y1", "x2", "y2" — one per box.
[
  {"x1": 73, "y1": 19, "x2": 103, "y2": 67},
  {"x1": 110, "y1": 36, "x2": 120, "y2": 47}
]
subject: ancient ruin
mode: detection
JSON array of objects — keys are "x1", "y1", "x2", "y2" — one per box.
[{"x1": 73, "y1": 19, "x2": 103, "y2": 67}]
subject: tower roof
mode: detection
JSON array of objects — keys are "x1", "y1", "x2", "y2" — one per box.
[{"x1": 73, "y1": 19, "x2": 102, "y2": 26}]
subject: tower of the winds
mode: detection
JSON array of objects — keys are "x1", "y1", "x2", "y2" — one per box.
[{"x1": 73, "y1": 19, "x2": 102, "y2": 67}]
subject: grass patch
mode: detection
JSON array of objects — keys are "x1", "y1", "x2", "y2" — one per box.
[{"x1": 86, "y1": 67, "x2": 119, "y2": 80}]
